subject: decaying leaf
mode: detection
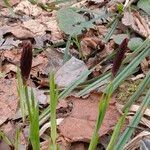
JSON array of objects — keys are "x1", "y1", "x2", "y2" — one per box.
[
  {"x1": 122, "y1": 11, "x2": 150, "y2": 38},
  {"x1": 141, "y1": 58, "x2": 150, "y2": 74},
  {"x1": 124, "y1": 131, "x2": 150, "y2": 150},
  {"x1": 80, "y1": 37, "x2": 105, "y2": 57},
  {"x1": 55, "y1": 57, "x2": 89, "y2": 87},
  {"x1": 0, "y1": 37, "x2": 21, "y2": 50},
  {"x1": 0, "y1": 78, "x2": 18, "y2": 125},
  {"x1": 0, "y1": 0, "x2": 20, "y2": 8},
  {"x1": 117, "y1": 104, "x2": 150, "y2": 129},
  {"x1": 31, "y1": 48, "x2": 63, "y2": 78},
  {"x1": 58, "y1": 93, "x2": 121, "y2": 143},
  {"x1": 14, "y1": 0, "x2": 42, "y2": 16}
]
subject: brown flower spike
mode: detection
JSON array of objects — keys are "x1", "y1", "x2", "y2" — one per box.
[
  {"x1": 20, "y1": 41, "x2": 33, "y2": 85},
  {"x1": 112, "y1": 38, "x2": 129, "y2": 77}
]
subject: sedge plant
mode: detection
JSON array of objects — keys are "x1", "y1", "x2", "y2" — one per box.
[
  {"x1": 88, "y1": 38, "x2": 129, "y2": 149},
  {"x1": 17, "y1": 41, "x2": 40, "y2": 150}
]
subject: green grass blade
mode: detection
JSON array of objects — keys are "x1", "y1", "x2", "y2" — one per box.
[
  {"x1": 29, "y1": 89, "x2": 40, "y2": 150},
  {"x1": 88, "y1": 83, "x2": 113, "y2": 150},
  {"x1": 77, "y1": 73, "x2": 111, "y2": 96},
  {"x1": 39, "y1": 68, "x2": 91, "y2": 125},
  {"x1": 106, "y1": 108, "x2": 128, "y2": 150},
  {"x1": 115, "y1": 88, "x2": 150, "y2": 149},
  {"x1": 14, "y1": 128, "x2": 20, "y2": 150},
  {"x1": 49, "y1": 73, "x2": 58, "y2": 150},
  {"x1": 104, "y1": 17, "x2": 119, "y2": 42},
  {"x1": 58, "y1": 69, "x2": 91, "y2": 99},
  {"x1": 0, "y1": 130, "x2": 13, "y2": 147},
  {"x1": 17, "y1": 69, "x2": 27, "y2": 122},
  {"x1": 63, "y1": 35, "x2": 72, "y2": 63},
  {"x1": 123, "y1": 37, "x2": 150, "y2": 64}
]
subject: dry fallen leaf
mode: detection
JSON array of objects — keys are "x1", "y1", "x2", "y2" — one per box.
[
  {"x1": 0, "y1": 78, "x2": 18, "y2": 125},
  {"x1": 124, "y1": 131, "x2": 150, "y2": 150},
  {"x1": 14, "y1": 0, "x2": 42, "y2": 17},
  {"x1": 0, "y1": 0, "x2": 20, "y2": 8},
  {"x1": 122, "y1": 11, "x2": 150, "y2": 38},
  {"x1": 80, "y1": 37, "x2": 104, "y2": 57},
  {"x1": 31, "y1": 48, "x2": 63, "y2": 78},
  {"x1": 58, "y1": 93, "x2": 121, "y2": 143},
  {"x1": 0, "y1": 37, "x2": 21, "y2": 50},
  {"x1": 141, "y1": 58, "x2": 150, "y2": 74},
  {"x1": 55, "y1": 57, "x2": 89, "y2": 87}
]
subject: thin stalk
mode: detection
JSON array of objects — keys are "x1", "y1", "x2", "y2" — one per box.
[
  {"x1": 106, "y1": 108, "x2": 128, "y2": 150},
  {"x1": 63, "y1": 35, "x2": 72, "y2": 63}
]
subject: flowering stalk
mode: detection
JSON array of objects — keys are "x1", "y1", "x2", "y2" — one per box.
[
  {"x1": 20, "y1": 41, "x2": 33, "y2": 85},
  {"x1": 112, "y1": 38, "x2": 129, "y2": 77}
]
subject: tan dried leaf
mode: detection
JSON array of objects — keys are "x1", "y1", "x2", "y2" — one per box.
[
  {"x1": 0, "y1": 78, "x2": 18, "y2": 125},
  {"x1": 14, "y1": 0, "x2": 42, "y2": 17},
  {"x1": 122, "y1": 11, "x2": 150, "y2": 37},
  {"x1": 58, "y1": 93, "x2": 121, "y2": 143}
]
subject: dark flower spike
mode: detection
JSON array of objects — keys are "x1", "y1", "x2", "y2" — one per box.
[
  {"x1": 20, "y1": 41, "x2": 33, "y2": 85},
  {"x1": 112, "y1": 38, "x2": 129, "y2": 77}
]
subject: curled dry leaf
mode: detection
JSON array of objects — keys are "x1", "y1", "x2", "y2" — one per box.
[
  {"x1": 122, "y1": 11, "x2": 150, "y2": 38},
  {"x1": 23, "y1": 19, "x2": 47, "y2": 36},
  {"x1": 124, "y1": 131, "x2": 150, "y2": 150},
  {"x1": 31, "y1": 48, "x2": 63, "y2": 79},
  {"x1": 58, "y1": 92, "x2": 121, "y2": 143},
  {"x1": 80, "y1": 37, "x2": 105, "y2": 58},
  {"x1": 141, "y1": 57, "x2": 150, "y2": 74}
]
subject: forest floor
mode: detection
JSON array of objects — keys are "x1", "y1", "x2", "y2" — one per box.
[{"x1": 0, "y1": 0, "x2": 150, "y2": 150}]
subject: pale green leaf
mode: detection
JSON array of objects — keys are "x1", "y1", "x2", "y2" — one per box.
[
  {"x1": 128, "y1": 37, "x2": 143, "y2": 51},
  {"x1": 137, "y1": 0, "x2": 150, "y2": 15}
]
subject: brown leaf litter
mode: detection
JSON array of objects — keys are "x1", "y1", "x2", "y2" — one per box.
[
  {"x1": 0, "y1": 78, "x2": 18, "y2": 125},
  {"x1": 58, "y1": 92, "x2": 121, "y2": 143},
  {"x1": 122, "y1": 11, "x2": 150, "y2": 38}
]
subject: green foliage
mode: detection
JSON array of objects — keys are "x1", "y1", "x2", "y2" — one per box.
[
  {"x1": 2, "y1": 0, "x2": 10, "y2": 7},
  {"x1": 106, "y1": 108, "x2": 128, "y2": 150},
  {"x1": 57, "y1": 8, "x2": 93, "y2": 35},
  {"x1": 128, "y1": 37, "x2": 143, "y2": 51},
  {"x1": 104, "y1": 17, "x2": 119, "y2": 42},
  {"x1": 117, "y1": 3, "x2": 124, "y2": 13},
  {"x1": 137, "y1": 0, "x2": 150, "y2": 15},
  {"x1": 0, "y1": 130, "x2": 13, "y2": 148},
  {"x1": 14, "y1": 128, "x2": 20, "y2": 150}
]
